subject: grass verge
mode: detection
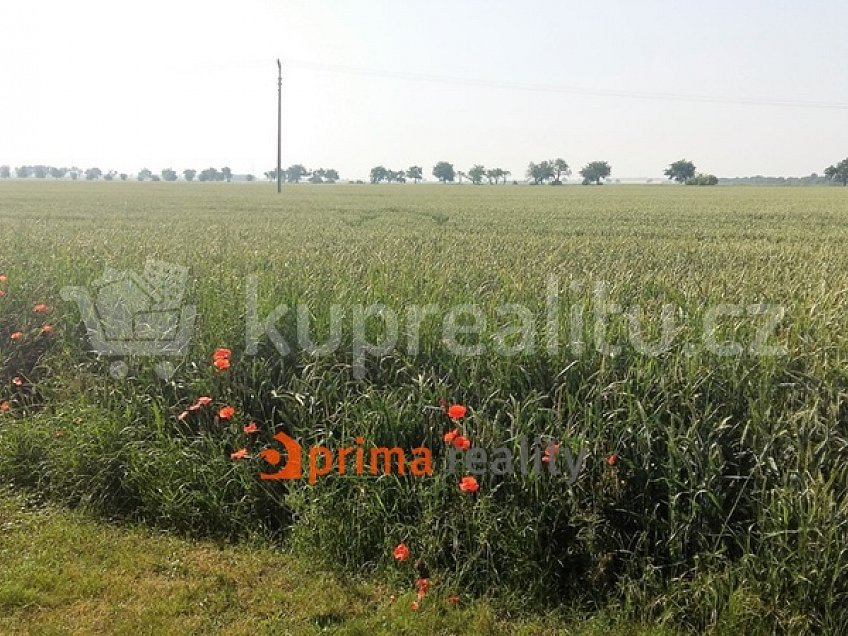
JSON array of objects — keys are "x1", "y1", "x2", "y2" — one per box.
[{"x1": 0, "y1": 489, "x2": 673, "y2": 636}]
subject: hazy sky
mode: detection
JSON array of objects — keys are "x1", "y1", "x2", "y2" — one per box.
[{"x1": 2, "y1": 0, "x2": 847, "y2": 180}]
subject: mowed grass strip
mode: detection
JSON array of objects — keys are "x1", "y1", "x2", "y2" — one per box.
[{"x1": 0, "y1": 490, "x2": 671, "y2": 636}]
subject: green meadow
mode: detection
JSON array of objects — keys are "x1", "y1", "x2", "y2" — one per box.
[{"x1": 1, "y1": 182, "x2": 847, "y2": 633}]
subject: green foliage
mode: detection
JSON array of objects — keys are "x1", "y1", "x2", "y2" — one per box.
[
  {"x1": 527, "y1": 159, "x2": 569, "y2": 185},
  {"x1": 387, "y1": 169, "x2": 405, "y2": 183},
  {"x1": 370, "y1": 165, "x2": 388, "y2": 184},
  {"x1": 198, "y1": 167, "x2": 225, "y2": 182},
  {"x1": 485, "y1": 168, "x2": 504, "y2": 184},
  {"x1": 406, "y1": 166, "x2": 423, "y2": 183},
  {"x1": 579, "y1": 161, "x2": 611, "y2": 185},
  {"x1": 371, "y1": 166, "x2": 406, "y2": 184},
  {"x1": 664, "y1": 159, "x2": 696, "y2": 183},
  {"x1": 686, "y1": 173, "x2": 719, "y2": 186},
  {"x1": 527, "y1": 161, "x2": 554, "y2": 185},
  {"x1": 285, "y1": 164, "x2": 309, "y2": 183},
  {"x1": 468, "y1": 164, "x2": 486, "y2": 184},
  {"x1": 432, "y1": 161, "x2": 455, "y2": 183},
  {"x1": 552, "y1": 158, "x2": 570, "y2": 184},
  {"x1": 309, "y1": 168, "x2": 340, "y2": 184},
  {"x1": 323, "y1": 168, "x2": 340, "y2": 183},
  {"x1": 824, "y1": 158, "x2": 848, "y2": 186},
  {"x1": 161, "y1": 168, "x2": 178, "y2": 182}
]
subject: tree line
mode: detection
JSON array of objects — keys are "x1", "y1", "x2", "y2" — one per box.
[
  {"x1": 825, "y1": 158, "x2": 848, "y2": 186},
  {"x1": 3, "y1": 157, "x2": 848, "y2": 185},
  {"x1": 264, "y1": 165, "x2": 340, "y2": 184},
  {"x1": 0, "y1": 165, "x2": 245, "y2": 182}
]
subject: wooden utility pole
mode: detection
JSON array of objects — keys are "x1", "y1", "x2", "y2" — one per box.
[{"x1": 277, "y1": 59, "x2": 282, "y2": 193}]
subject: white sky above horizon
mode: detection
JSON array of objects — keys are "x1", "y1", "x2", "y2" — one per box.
[{"x1": 2, "y1": 0, "x2": 847, "y2": 180}]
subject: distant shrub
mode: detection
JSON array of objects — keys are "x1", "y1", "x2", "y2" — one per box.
[{"x1": 686, "y1": 174, "x2": 719, "y2": 186}]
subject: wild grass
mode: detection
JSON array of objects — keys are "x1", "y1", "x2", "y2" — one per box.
[{"x1": 1, "y1": 182, "x2": 847, "y2": 633}]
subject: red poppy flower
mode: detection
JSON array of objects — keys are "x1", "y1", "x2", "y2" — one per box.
[
  {"x1": 392, "y1": 543, "x2": 410, "y2": 561},
  {"x1": 230, "y1": 448, "x2": 249, "y2": 460},
  {"x1": 459, "y1": 476, "x2": 479, "y2": 493},
  {"x1": 452, "y1": 435, "x2": 471, "y2": 451},
  {"x1": 10, "y1": 332, "x2": 23, "y2": 341},
  {"x1": 415, "y1": 578, "x2": 429, "y2": 595},
  {"x1": 443, "y1": 429, "x2": 458, "y2": 444},
  {"x1": 607, "y1": 453, "x2": 618, "y2": 466},
  {"x1": 448, "y1": 594, "x2": 460, "y2": 606},
  {"x1": 12, "y1": 377, "x2": 23, "y2": 387},
  {"x1": 190, "y1": 396, "x2": 213, "y2": 411},
  {"x1": 41, "y1": 324, "x2": 54, "y2": 334},
  {"x1": 213, "y1": 357, "x2": 230, "y2": 371},
  {"x1": 410, "y1": 601, "x2": 420, "y2": 611},
  {"x1": 33, "y1": 304, "x2": 49, "y2": 314},
  {"x1": 447, "y1": 404, "x2": 467, "y2": 421},
  {"x1": 0, "y1": 401, "x2": 10, "y2": 413},
  {"x1": 213, "y1": 348, "x2": 232, "y2": 360},
  {"x1": 219, "y1": 406, "x2": 235, "y2": 420},
  {"x1": 0, "y1": 274, "x2": 7, "y2": 283},
  {"x1": 243, "y1": 422, "x2": 259, "y2": 434}
]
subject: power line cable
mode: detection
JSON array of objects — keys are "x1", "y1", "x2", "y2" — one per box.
[{"x1": 276, "y1": 59, "x2": 848, "y2": 111}]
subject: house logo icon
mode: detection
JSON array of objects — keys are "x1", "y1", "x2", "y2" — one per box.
[
  {"x1": 259, "y1": 432, "x2": 304, "y2": 480},
  {"x1": 61, "y1": 260, "x2": 196, "y2": 379}
]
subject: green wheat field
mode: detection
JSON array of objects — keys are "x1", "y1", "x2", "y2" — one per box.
[{"x1": 2, "y1": 181, "x2": 847, "y2": 634}]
